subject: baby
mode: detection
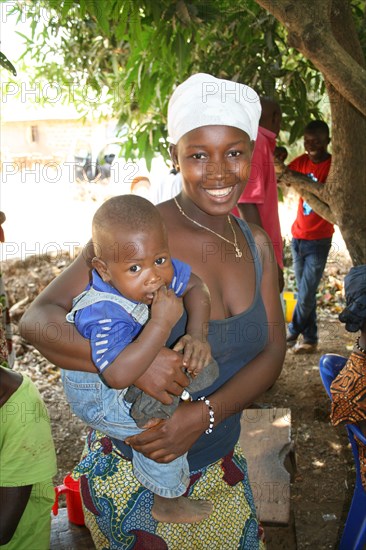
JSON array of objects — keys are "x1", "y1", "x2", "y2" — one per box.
[{"x1": 63, "y1": 194, "x2": 218, "y2": 523}]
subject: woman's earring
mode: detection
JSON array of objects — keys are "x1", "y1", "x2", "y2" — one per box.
[{"x1": 175, "y1": 164, "x2": 180, "y2": 172}]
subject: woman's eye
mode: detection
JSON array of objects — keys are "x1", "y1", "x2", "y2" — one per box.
[
  {"x1": 129, "y1": 265, "x2": 141, "y2": 273},
  {"x1": 228, "y1": 150, "x2": 241, "y2": 157},
  {"x1": 155, "y1": 257, "x2": 166, "y2": 265},
  {"x1": 192, "y1": 153, "x2": 206, "y2": 159}
]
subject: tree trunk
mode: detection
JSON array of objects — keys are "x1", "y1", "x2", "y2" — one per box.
[
  {"x1": 256, "y1": 0, "x2": 366, "y2": 264},
  {"x1": 325, "y1": 0, "x2": 366, "y2": 264},
  {"x1": 255, "y1": 0, "x2": 366, "y2": 117}
]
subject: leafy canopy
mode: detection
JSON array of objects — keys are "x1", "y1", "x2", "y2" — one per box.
[{"x1": 5, "y1": 0, "x2": 364, "y2": 165}]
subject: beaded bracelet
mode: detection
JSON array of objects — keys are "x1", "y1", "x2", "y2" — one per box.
[
  {"x1": 198, "y1": 396, "x2": 215, "y2": 434},
  {"x1": 355, "y1": 336, "x2": 366, "y2": 355}
]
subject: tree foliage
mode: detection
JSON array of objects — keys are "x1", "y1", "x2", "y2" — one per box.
[
  {"x1": 4, "y1": 0, "x2": 366, "y2": 262},
  {"x1": 7, "y1": 0, "x2": 347, "y2": 164}
]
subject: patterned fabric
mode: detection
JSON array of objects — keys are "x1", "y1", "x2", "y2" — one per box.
[
  {"x1": 330, "y1": 351, "x2": 366, "y2": 491},
  {"x1": 330, "y1": 351, "x2": 366, "y2": 426},
  {"x1": 73, "y1": 430, "x2": 266, "y2": 550},
  {"x1": 354, "y1": 434, "x2": 366, "y2": 491}
]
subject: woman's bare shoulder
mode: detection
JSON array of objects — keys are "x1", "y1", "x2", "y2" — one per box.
[
  {"x1": 245, "y1": 222, "x2": 275, "y2": 263},
  {"x1": 156, "y1": 198, "x2": 175, "y2": 216},
  {"x1": 157, "y1": 199, "x2": 182, "y2": 230},
  {"x1": 247, "y1": 222, "x2": 269, "y2": 244}
]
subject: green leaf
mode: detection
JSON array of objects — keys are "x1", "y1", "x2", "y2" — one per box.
[
  {"x1": 277, "y1": 186, "x2": 284, "y2": 202},
  {"x1": 48, "y1": 0, "x2": 61, "y2": 9},
  {"x1": 175, "y1": 33, "x2": 187, "y2": 73},
  {"x1": 115, "y1": 5, "x2": 129, "y2": 41},
  {"x1": 85, "y1": 0, "x2": 110, "y2": 36},
  {"x1": 289, "y1": 120, "x2": 304, "y2": 144},
  {"x1": 79, "y1": 0, "x2": 87, "y2": 18},
  {"x1": 30, "y1": 18, "x2": 37, "y2": 40},
  {"x1": 129, "y1": 8, "x2": 143, "y2": 47},
  {"x1": 15, "y1": 31, "x2": 32, "y2": 44},
  {"x1": 61, "y1": 1, "x2": 73, "y2": 18},
  {"x1": 0, "y1": 52, "x2": 17, "y2": 76},
  {"x1": 265, "y1": 29, "x2": 274, "y2": 50}
]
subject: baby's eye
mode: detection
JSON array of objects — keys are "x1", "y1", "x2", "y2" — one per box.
[
  {"x1": 155, "y1": 257, "x2": 166, "y2": 265},
  {"x1": 129, "y1": 265, "x2": 141, "y2": 272},
  {"x1": 227, "y1": 150, "x2": 241, "y2": 157},
  {"x1": 192, "y1": 152, "x2": 207, "y2": 160}
]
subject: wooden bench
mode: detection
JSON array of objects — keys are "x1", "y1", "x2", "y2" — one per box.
[
  {"x1": 240, "y1": 406, "x2": 295, "y2": 525},
  {"x1": 51, "y1": 407, "x2": 296, "y2": 548},
  {"x1": 240, "y1": 407, "x2": 297, "y2": 546}
]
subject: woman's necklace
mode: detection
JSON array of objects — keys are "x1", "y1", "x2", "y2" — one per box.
[{"x1": 174, "y1": 197, "x2": 242, "y2": 258}]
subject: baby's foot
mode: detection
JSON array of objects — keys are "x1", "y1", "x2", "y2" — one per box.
[{"x1": 152, "y1": 494, "x2": 212, "y2": 523}]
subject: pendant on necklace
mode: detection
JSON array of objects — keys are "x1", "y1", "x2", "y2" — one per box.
[{"x1": 235, "y1": 246, "x2": 242, "y2": 258}]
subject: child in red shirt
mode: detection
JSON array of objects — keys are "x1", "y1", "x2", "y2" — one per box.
[{"x1": 287, "y1": 120, "x2": 333, "y2": 353}]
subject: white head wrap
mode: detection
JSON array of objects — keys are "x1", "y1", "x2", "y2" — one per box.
[{"x1": 167, "y1": 73, "x2": 261, "y2": 145}]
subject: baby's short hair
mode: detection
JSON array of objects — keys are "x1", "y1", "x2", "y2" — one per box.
[{"x1": 93, "y1": 194, "x2": 162, "y2": 237}]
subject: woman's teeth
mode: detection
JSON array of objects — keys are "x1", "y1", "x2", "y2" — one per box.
[{"x1": 206, "y1": 187, "x2": 233, "y2": 197}]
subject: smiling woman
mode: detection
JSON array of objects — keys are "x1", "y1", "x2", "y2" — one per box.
[
  {"x1": 170, "y1": 125, "x2": 253, "y2": 214},
  {"x1": 20, "y1": 73, "x2": 286, "y2": 549}
]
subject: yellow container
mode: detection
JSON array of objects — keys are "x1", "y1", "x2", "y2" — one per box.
[{"x1": 283, "y1": 291, "x2": 297, "y2": 323}]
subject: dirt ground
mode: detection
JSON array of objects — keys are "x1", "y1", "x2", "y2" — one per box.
[{"x1": 3, "y1": 249, "x2": 357, "y2": 550}]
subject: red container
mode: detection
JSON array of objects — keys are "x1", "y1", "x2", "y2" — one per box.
[{"x1": 52, "y1": 473, "x2": 85, "y2": 526}]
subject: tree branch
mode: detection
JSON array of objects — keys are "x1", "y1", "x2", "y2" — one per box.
[
  {"x1": 276, "y1": 167, "x2": 328, "y2": 199},
  {"x1": 255, "y1": 0, "x2": 366, "y2": 117},
  {"x1": 277, "y1": 169, "x2": 336, "y2": 224}
]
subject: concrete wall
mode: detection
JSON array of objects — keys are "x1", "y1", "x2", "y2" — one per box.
[{"x1": 1, "y1": 118, "x2": 111, "y2": 163}]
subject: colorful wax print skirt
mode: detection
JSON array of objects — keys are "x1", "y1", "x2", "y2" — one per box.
[{"x1": 73, "y1": 430, "x2": 266, "y2": 549}]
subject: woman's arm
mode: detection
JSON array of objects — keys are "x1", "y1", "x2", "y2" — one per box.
[
  {"x1": 19, "y1": 248, "x2": 96, "y2": 372},
  {"x1": 126, "y1": 226, "x2": 286, "y2": 461}
]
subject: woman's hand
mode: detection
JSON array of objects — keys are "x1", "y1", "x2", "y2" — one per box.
[
  {"x1": 125, "y1": 400, "x2": 206, "y2": 462},
  {"x1": 134, "y1": 347, "x2": 190, "y2": 405}
]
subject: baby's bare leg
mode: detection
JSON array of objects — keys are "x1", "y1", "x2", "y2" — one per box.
[{"x1": 152, "y1": 494, "x2": 212, "y2": 523}]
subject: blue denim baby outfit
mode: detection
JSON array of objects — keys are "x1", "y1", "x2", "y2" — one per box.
[{"x1": 63, "y1": 258, "x2": 192, "y2": 497}]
